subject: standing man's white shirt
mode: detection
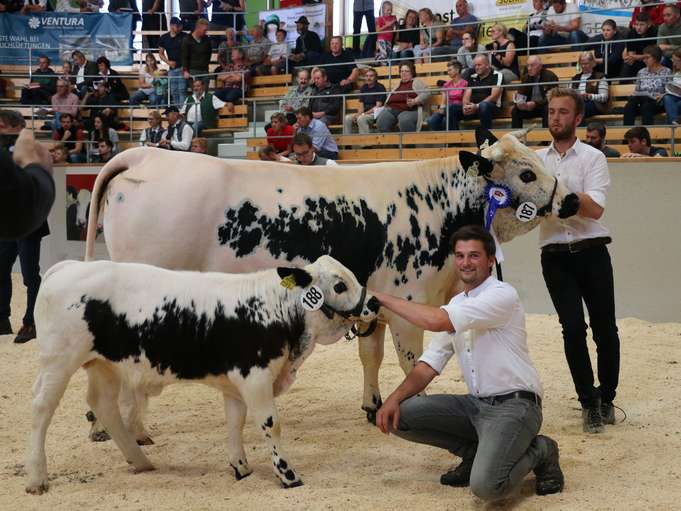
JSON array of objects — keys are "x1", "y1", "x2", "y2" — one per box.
[
  {"x1": 419, "y1": 276, "x2": 543, "y2": 399},
  {"x1": 536, "y1": 138, "x2": 611, "y2": 247},
  {"x1": 184, "y1": 93, "x2": 226, "y2": 124}
]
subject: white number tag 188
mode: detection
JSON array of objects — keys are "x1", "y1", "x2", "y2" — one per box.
[{"x1": 301, "y1": 285, "x2": 324, "y2": 311}]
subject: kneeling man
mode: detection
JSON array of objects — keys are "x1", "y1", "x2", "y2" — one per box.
[{"x1": 372, "y1": 225, "x2": 564, "y2": 500}]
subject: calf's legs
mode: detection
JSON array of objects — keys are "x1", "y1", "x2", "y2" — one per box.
[
  {"x1": 223, "y1": 394, "x2": 252, "y2": 480},
  {"x1": 358, "y1": 322, "x2": 386, "y2": 423}
]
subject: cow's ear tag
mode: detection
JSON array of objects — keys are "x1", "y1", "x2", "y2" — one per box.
[
  {"x1": 301, "y1": 285, "x2": 324, "y2": 311},
  {"x1": 280, "y1": 275, "x2": 297, "y2": 289},
  {"x1": 516, "y1": 202, "x2": 538, "y2": 222}
]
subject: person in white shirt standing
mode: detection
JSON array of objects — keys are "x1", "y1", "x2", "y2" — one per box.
[
  {"x1": 536, "y1": 87, "x2": 620, "y2": 434},
  {"x1": 372, "y1": 225, "x2": 564, "y2": 500}
]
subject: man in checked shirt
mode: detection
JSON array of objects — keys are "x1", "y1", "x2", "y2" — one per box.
[{"x1": 371, "y1": 225, "x2": 564, "y2": 500}]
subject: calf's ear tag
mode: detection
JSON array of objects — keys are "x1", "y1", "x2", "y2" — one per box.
[
  {"x1": 516, "y1": 202, "x2": 538, "y2": 222},
  {"x1": 301, "y1": 285, "x2": 324, "y2": 311},
  {"x1": 280, "y1": 275, "x2": 296, "y2": 289}
]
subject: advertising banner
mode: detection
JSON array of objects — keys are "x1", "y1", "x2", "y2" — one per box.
[
  {"x1": 578, "y1": 0, "x2": 634, "y2": 37},
  {"x1": 259, "y1": 4, "x2": 327, "y2": 45},
  {"x1": 0, "y1": 13, "x2": 133, "y2": 67}
]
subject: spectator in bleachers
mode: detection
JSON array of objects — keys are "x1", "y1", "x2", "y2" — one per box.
[
  {"x1": 658, "y1": 4, "x2": 681, "y2": 65},
  {"x1": 433, "y1": 0, "x2": 479, "y2": 59},
  {"x1": 427, "y1": 61, "x2": 467, "y2": 131},
  {"x1": 352, "y1": 0, "x2": 376, "y2": 58},
  {"x1": 527, "y1": 0, "x2": 549, "y2": 49},
  {"x1": 266, "y1": 112, "x2": 294, "y2": 158},
  {"x1": 376, "y1": 61, "x2": 430, "y2": 133},
  {"x1": 0, "y1": 0, "x2": 23, "y2": 12},
  {"x1": 159, "y1": 106, "x2": 193, "y2": 151},
  {"x1": 393, "y1": 9, "x2": 420, "y2": 61},
  {"x1": 570, "y1": 51, "x2": 609, "y2": 124},
  {"x1": 258, "y1": 144, "x2": 291, "y2": 162},
  {"x1": 623, "y1": 45, "x2": 670, "y2": 125},
  {"x1": 265, "y1": 29, "x2": 290, "y2": 75},
  {"x1": 631, "y1": 0, "x2": 666, "y2": 28},
  {"x1": 584, "y1": 121, "x2": 620, "y2": 157},
  {"x1": 320, "y1": 36, "x2": 360, "y2": 94},
  {"x1": 622, "y1": 12, "x2": 657, "y2": 80},
  {"x1": 589, "y1": 19, "x2": 624, "y2": 79},
  {"x1": 280, "y1": 68, "x2": 313, "y2": 125},
  {"x1": 93, "y1": 139, "x2": 115, "y2": 164},
  {"x1": 415, "y1": 8, "x2": 443, "y2": 63},
  {"x1": 50, "y1": 144, "x2": 68, "y2": 165},
  {"x1": 294, "y1": 107, "x2": 339, "y2": 160},
  {"x1": 142, "y1": 0, "x2": 166, "y2": 50},
  {"x1": 59, "y1": 61, "x2": 77, "y2": 92},
  {"x1": 291, "y1": 132, "x2": 338, "y2": 166},
  {"x1": 82, "y1": 81, "x2": 119, "y2": 130},
  {"x1": 622, "y1": 126, "x2": 668, "y2": 157},
  {"x1": 20, "y1": 55, "x2": 56, "y2": 106},
  {"x1": 52, "y1": 113, "x2": 85, "y2": 163},
  {"x1": 139, "y1": 110, "x2": 165, "y2": 147},
  {"x1": 245, "y1": 25, "x2": 272, "y2": 76},
  {"x1": 96, "y1": 56, "x2": 129, "y2": 103},
  {"x1": 182, "y1": 18, "x2": 213, "y2": 88},
  {"x1": 375, "y1": 1, "x2": 397, "y2": 61},
  {"x1": 511, "y1": 55, "x2": 557, "y2": 128},
  {"x1": 457, "y1": 31, "x2": 484, "y2": 80},
  {"x1": 343, "y1": 67, "x2": 387, "y2": 134},
  {"x1": 88, "y1": 114, "x2": 119, "y2": 161},
  {"x1": 486, "y1": 22, "x2": 519, "y2": 83},
  {"x1": 214, "y1": 47, "x2": 249, "y2": 113},
  {"x1": 309, "y1": 67, "x2": 342, "y2": 126},
  {"x1": 159, "y1": 17, "x2": 188, "y2": 108},
  {"x1": 183, "y1": 79, "x2": 226, "y2": 135},
  {"x1": 48, "y1": 79, "x2": 79, "y2": 131},
  {"x1": 450, "y1": 54, "x2": 503, "y2": 130},
  {"x1": 71, "y1": 50, "x2": 98, "y2": 99},
  {"x1": 154, "y1": 69, "x2": 169, "y2": 105},
  {"x1": 217, "y1": 27, "x2": 239, "y2": 68},
  {"x1": 130, "y1": 53, "x2": 164, "y2": 106},
  {"x1": 190, "y1": 137, "x2": 208, "y2": 153},
  {"x1": 289, "y1": 16, "x2": 322, "y2": 71},
  {"x1": 663, "y1": 47, "x2": 681, "y2": 124},
  {"x1": 21, "y1": 0, "x2": 47, "y2": 13},
  {"x1": 539, "y1": 0, "x2": 588, "y2": 50},
  {"x1": 413, "y1": 31, "x2": 433, "y2": 65}
]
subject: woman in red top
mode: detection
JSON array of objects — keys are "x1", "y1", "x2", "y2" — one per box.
[
  {"x1": 375, "y1": 61, "x2": 430, "y2": 132},
  {"x1": 266, "y1": 112, "x2": 294, "y2": 157}
]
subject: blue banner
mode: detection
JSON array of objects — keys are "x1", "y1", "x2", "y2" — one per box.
[{"x1": 0, "y1": 13, "x2": 133, "y2": 66}]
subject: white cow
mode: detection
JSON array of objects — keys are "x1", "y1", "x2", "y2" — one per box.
[
  {"x1": 26, "y1": 255, "x2": 379, "y2": 494},
  {"x1": 85, "y1": 128, "x2": 580, "y2": 426}
]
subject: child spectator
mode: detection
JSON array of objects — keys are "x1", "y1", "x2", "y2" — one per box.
[
  {"x1": 190, "y1": 137, "x2": 208, "y2": 154},
  {"x1": 589, "y1": 19, "x2": 625, "y2": 79},
  {"x1": 427, "y1": 61, "x2": 467, "y2": 131},
  {"x1": 376, "y1": 1, "x2": 397, "y2": 61},
  {"x1": 265, "y1": 29, "x2": 290, "y2": 75}
]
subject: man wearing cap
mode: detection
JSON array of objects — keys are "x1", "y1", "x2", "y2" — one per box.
[
  {"x1": 289, "y1": 16, "x2": 322, "y2": 71},
  {"x1": 159, "y1": 106, "x2": 194, "y2": 151},
  {"x1": 159, "y1": 17, "x2": 188, "y2": 107}
]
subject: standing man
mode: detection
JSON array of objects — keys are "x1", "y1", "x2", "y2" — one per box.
[
  {"x1": 537, "y1": 87, "x2": 620, "y2": 434},
  {"x1": 182, "y1": 18, "x2": 213, "y2": 88},
  {"x1": 159, "y1": 17, "x2": 188, "y2": 108},
  {"x1": 372, "y1": 225, "x2": 564, "y2": 500},
  {"x1": 511, "y1": 55, "x2": 558, "y2": 129},
  {"x1": 352, "y1": 0, "x2": 376, "y2": 58}
]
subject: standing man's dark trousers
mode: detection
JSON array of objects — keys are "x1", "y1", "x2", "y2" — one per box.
[
  {"x1": 511, "y1": 104, "x2": 548, "y2": 128},
  {"x1": 0, "y1": 231, "x2": 44, "y2": 331},
  {"x1": 541, "y1": 244, "x2": 620, "y2": 408},
  {"x1": 353, "y1": 10, "x2": 376, "y2": 58}
]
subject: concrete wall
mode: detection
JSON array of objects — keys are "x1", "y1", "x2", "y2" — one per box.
[{"x1": 35, "y1": 160, "x2": 681, "y2": 323}]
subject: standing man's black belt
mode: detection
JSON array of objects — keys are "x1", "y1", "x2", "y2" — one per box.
[
  {"x1": 542, "y1": 236, "x2": 611, "y2": 254},
  {"x1": 480, "y1": 391, "x2": 542, "y2": 407}
]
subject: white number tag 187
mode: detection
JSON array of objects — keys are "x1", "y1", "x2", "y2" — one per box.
[
  {"x1": 516, "y1": 201, "x2": 538, "y2": 222},
  {"x1": 301, "y1": 285, "x2": 324, "y2": 311}
]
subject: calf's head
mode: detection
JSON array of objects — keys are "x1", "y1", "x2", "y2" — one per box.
[
  {"x1": 277, "y1": 255, "x2": 380, "y2": 328},
  {"x1": 459, "y1": 128, "x2": 580, "y2": 242}
]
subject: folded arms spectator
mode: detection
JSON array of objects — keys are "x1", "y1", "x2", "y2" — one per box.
[
  {"x1": 376, "y1": 61, "x2": 430, "y2": 132},
  {"x1": 295, "y1": 107, "x2": 339, "y2": 160},
  {"x1": 280, "y1": 68, "x2": 313, "y2": 125},
  {"x1": 309, "y1": 68, "x2": 342, "y2": 125},
  {"x1": 622, "y1": 12, "x2": 657, "y2": 79},
  {"x1": 393, "y1": 9, "x2": 420, "y2": 61},
  {"x1": 320, "y1": 36, "x2": 360, "y2": 93},
  {"x1": 289, "y1": 16, "x2": 322, "y2": 70},
  {"x1": 159, "y1": 18, "x2": 188, "y2": 107},
  {"x1": 182, "y1": 18, "x2": 212, "y2": 88},
  {"x1": 570, "y1": 52, "x2": 609, "y2": 124},
  {"x1": 539, "y1": 0, "x2": 588, "y2": 50},
  {"x1": 449, "y1": 54, "x2": 503, "y2": 130},
  {"x1": 658, "y1": 4, "x2": 681, "y2": 61},
  {"x1": 20, "y1": 56, "x2": 56, "y2": 106},
  {"x1": 344, "y1": 67, "x2": 387, "y2": 134},
  {"x1": 486, "y1": 22, "x2": 519, "y2": 82},
  {"x1": 623, "y1": 45, "x2": 670, "y2": 125},
  {"x1": 51, "y1": 113, "x2": 85, "y2": 163}
]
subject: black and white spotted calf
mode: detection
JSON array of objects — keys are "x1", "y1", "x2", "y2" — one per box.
[{"x1": 25, "y1": 256, "x2": 379, "y2": 494}]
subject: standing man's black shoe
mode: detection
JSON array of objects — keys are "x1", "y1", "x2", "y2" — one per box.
[
  {"x1": 14, "y1": 324, "x2": 36, "y2": 344},
  {"x1": 534, "y1": 436, "x2": 564, "y2": 496},
  {"x1": 440, "y1": 458, "x2": 473, "y2": 487},
  {"x1": 601, "y1": 402, "x2": 616, "y2": 425},
  {"x1": 0, "y1": 318, "x2": 12, "y2": 336},
  {"x1": 582, "y1": 404, "x2": 604, "y2": 433}
]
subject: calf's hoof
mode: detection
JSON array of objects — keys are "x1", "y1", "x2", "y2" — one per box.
[
  {"x1": 89, "y1": 429, "x2": 111, "y2": 442},
  {"x1": 136, "y1": 436, "x2": 155, "y2": 446},
  {"x1": 362, "y1": 397, "x2": 382, "y2": 425},
  {"x1": 230, "y1": 463, "x2": 253, "y2": 481},
  {"x1": 25, "y1": 481, "x2": 49, "y2": 495},
  {"x1": 282, "y1": 479, "x2": 304, "y2": 489}
]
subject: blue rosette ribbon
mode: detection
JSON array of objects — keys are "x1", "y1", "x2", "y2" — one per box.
[{"x1": 484, "y1": 183, "x2": 513, "y2": 231}]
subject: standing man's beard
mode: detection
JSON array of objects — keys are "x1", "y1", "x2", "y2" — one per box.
[{"x1": 550, "y1": 123, "x2": 575, "y2": 141}]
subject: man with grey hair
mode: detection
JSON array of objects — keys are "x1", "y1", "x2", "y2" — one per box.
[
  {"x1": 450, "y1": 54, "x2": 503, "y2": 130},
  {"x1": 245, "y1": 24, "x2": 272, "y2": 76},
  {"x1": 511, "y1": 55, "x2": 558, "y2": 128},
  {"x1": 280, "y1": 68, "x2": 314, "y2": 125}
]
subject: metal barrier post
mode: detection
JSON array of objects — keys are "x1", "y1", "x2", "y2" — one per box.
[
  {"x1": 252, "y1": 98, "x2": 257, "y2": 137},
  {"x1": 28, "y1": 48, "x2": 32, "y2": 81}
]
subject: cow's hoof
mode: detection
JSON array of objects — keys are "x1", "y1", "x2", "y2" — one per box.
[
  {"x1": 25, "y1": 482, "x2": 49, "y2": 495},
  {"x1": 89, "y1": 429, "x2": 111, "y2": 442},
  {"x1": 365, "y1": 409, "x2": 377, "y2": 425},
  {"x1": 282, "y1": 479, "x2": 303, "y2": 489},
  {"x1": 363, "y1": 397, "x2": 382, "y2": 425},
  {"x1": 136, "y1": 436, "x2": 155, "y2": 446},
  {"x1": 85, "y1": 410, "x2": 96, "y2": 423},
  {"x1": 231, "y1": 464, "x2": 252, "y2": 481}
]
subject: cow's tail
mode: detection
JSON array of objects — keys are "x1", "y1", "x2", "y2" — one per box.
[{"x1": 85, "y1": 148, "x2": 143, "y2": 261}]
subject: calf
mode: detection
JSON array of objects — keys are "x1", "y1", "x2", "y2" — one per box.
[{"x1": 26, "y1": 255, "x2": 379, "y2": 494}]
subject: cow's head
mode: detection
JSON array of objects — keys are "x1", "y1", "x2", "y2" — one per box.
[
  {"x1": 277, "y1": 255, "x2": 380, "y2": 340},
  {"x1": 459, "y1": 128, "x2": 580, "y2": 242}
]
